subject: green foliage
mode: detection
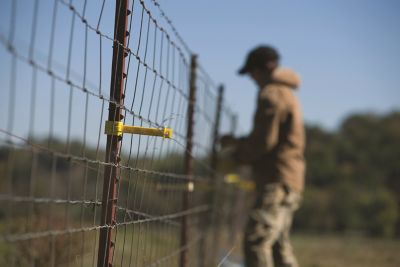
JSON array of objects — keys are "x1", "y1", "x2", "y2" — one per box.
[
  {"x1": 359, "y1": 188, "x2": 398, "y2": 237},
  {"x1": 296, "y1": 111, "x2": 400, "y2": 237}
]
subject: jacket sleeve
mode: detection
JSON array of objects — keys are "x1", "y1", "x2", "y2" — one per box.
[{"x1": 234, "y1": 94, "x2": 284, "y2": 164}]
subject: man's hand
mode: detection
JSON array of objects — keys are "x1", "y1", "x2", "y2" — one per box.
[{"x1": 220, "y1": 134, "x2": 237, "y2": 148}]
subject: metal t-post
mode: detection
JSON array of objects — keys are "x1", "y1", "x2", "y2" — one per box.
[
  {"x1": 179, "y1": 54, "x2": 197, "y2": 267},
  {"x1": 97, "y1": 1, "x2": 129, "y2": 266}
]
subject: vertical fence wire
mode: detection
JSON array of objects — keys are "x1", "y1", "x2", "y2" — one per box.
[{"x1": 0, "y1": 0, "x2": 243, "y2": 266}]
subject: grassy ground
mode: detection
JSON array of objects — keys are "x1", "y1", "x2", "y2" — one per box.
[
  {"x1": 3, "y1": 223, "x2": 400, "y2": 266},
  {"x1": 1, "y1": 223, "x2": 182, "y2": 267},
  {"x1": 221, "y1": 233, "x2": 400, "y2": 267},
  {"x1": 292, "y1": 234, "x2": 400, "y2": 267}
]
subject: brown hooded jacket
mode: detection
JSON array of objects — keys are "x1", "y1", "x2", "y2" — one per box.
[{"x1": 235, "y1": 68, "x2": 305, "y2": 192}]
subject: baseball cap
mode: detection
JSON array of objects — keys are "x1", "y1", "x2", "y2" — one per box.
[{"x1": 238, "y1": 45, "x2": 280, "y2": 75}]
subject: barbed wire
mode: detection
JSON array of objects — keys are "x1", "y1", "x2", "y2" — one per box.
[
  {"x1": 0, "y1": 33, "x2": 164, "y2": 129},
  {"x1": 59, "y1": 0, "x2": 189, "y2": 66},
  {"x1": 149, "y1": 0, "x2": 192, "y2": 55},
  {"x1": 0, "y1": 0, "x2": 240, "y2": 266},
  {"x1": 1, "y1": 205, "x2": 209, "y2": 243},
  {"x1": 0, "y1": 129, "x2": 210, "y2": 182}
]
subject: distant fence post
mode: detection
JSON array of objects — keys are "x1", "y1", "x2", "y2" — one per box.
[
  {"x1": 211, "y1": 85, "x2": 224, "y2": 194},
  {"x1": 230, "y1": 114, "x2": 237, "y2": 136},
  {"x1": 179, "y1": 54, "x2": 197, "y2": 267},
  {"x1": 97, "y1": 1, "x2": 129, "y2": 266},
  {"x1": 208, "y1": 85, "x2": 225, "y2": 266},
  {"x1": 227, "y1": 114, "x2": 240, "y2": 245}
]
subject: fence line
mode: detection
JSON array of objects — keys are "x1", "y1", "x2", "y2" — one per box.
[{"x1": 0, "y1": 0, "x2": 244, "y2": 266}]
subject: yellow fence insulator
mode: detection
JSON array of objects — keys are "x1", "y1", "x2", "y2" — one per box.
[{"x1": 105, "y1": 121, "x2": 173, "y2": 139}]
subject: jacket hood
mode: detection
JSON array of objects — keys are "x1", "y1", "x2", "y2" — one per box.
[{"x1": 271, "y1": 68, "x2": 301, "y2": 89}]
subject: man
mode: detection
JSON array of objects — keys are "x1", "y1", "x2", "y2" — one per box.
[{"x1": 222, "y1": 45, "x2": 305, "y2": 267}]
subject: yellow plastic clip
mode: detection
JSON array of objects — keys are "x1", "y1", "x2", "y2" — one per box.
[
  {"x1": 224, "y1": 173, "x2": 241, "y2": 184},
  {"x1": 105, "y1": 121, "x2": 173, "y2": 139},
  {"x1": 104, "y1": 121, "x2": 124, "y2": 136},
  {"x1": 224, "y1": 173, "x2": 255, "y2": 191}
]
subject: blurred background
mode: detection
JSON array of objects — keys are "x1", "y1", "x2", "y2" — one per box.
[
  {"x1": 160, "y1": 1, "x2": 400, "y2": 265},
  {"x1": 1, "y1": 0, "x2": 400, "y2": 266}
]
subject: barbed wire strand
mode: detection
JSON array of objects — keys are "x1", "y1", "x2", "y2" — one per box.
[
  {"x1": 149, "y1": 0, "x2": 192, "y2": 55},
  {"x1": 0, "y1": 0, "x2": 240, "y2": 266},
  {"x1": 1, "y1": 205, "x2": 209, "y2": 243},
  {"x1": 0, "y1": 129, "x2": 210, "y2": 182}
]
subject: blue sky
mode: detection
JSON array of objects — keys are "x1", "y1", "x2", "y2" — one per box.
[
  {"x1": 160, "y1": 0, "x2": 400, "y2": 132},
  {"x1": 1, "y1": 0, "x2": 399, "y2": 144}
]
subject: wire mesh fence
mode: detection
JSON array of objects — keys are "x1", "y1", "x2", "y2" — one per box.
[{"x1": 0, "y1": 0, "x2": 244, "y2": 266}]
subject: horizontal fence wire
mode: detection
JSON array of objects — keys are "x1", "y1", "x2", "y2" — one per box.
[{"x1": 0, "y1": 0, "x2": 241, "y2": 266}]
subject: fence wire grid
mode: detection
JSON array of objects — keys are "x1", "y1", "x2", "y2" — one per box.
[{"x1": 0, "y1": 0, "x2": 246, "y2": 266}]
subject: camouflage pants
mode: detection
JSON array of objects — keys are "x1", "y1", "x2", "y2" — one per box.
[{"x1": 244, "y1": 183, "x2": 301, "y2": 267}]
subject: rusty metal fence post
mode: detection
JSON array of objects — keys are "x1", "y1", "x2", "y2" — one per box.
[
  {"x1": 97, "y1": 1, "x2": 129, "y2": 266},
  {"x1": 179, "y1": 54, "x2": 197, "y2": 267}
]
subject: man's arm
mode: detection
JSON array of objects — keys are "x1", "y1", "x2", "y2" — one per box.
[{"x1": 234, "y1": 95, "x2": 284, "y2": 164}]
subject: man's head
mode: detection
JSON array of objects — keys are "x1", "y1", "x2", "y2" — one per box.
[{"x1": 238, "y1": 45, "x2": 280, "y2": 87}]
